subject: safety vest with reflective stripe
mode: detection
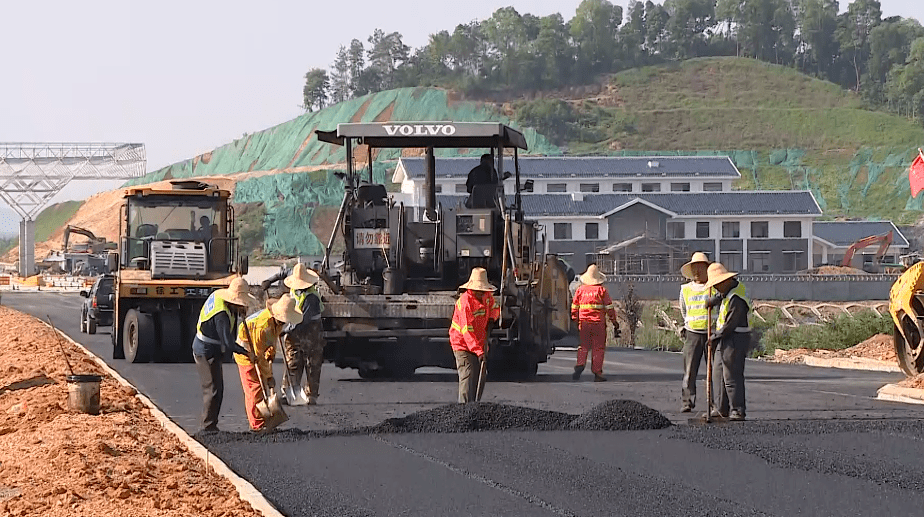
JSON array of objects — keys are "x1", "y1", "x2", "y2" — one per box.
[
  {"x1": 680, "y1": 282, "x2": 713, "y2": 331},
  {"x1": 571, "y1": 284, "x2": 618, "y2": 324},
  {"x1": 196, "y1": 291, "x2": 232, "y2": 345},
  {"x1": 290, "y1": 286, "x2": 324, "y2": 318},
  {"x1": 449, "y1": 290, "x2": 500, "y2": 356},
  {"x1": 716, "y1": 282, "x2": 751, "y2": 333}
]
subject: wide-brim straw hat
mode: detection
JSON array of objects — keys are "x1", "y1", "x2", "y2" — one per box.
[
  {"x1": 680, "y1": 252, "x2": 711, "y2": 280},
  {"x1": 579, "y1": 264, "x2": 606, "y2": 285},
  {"x1": 459, "y1": 267, "x2": 496, "y2": 291},
  {"x1": 703, "y1": 262, "x2": 739, "y2": 289},
  {"x1": 214, "y1": 277, "x2": 258, "y2": 308},
  {"x1": 284, "y1": 263, "x2": 320, "y2": 290},
  {"x1": 269, "y1": 293, "x2": 304, "y2": 325}
]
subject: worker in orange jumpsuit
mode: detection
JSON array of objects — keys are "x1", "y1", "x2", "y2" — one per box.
[
  {"x1": 571, "y1": 264, "x2": 620, "y2": 382},
  {"x1": 449, "y1": 267, "x2": 501, "y2": 403},
  {"x1": 235, "y1": 294, "x2": 303, "y2": 431}
]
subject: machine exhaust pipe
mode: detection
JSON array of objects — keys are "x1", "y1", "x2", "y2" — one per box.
[{"x1": 425, "y1": 146, "x2": 437, "y2": 221}]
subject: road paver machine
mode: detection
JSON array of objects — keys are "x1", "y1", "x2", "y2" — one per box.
[{"x1": 315, "y1": 122, "x2": 571, "y2": 378}]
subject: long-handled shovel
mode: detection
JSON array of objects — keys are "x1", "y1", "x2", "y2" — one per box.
[
  {"x1": 242, "y1": 320, "x2": 287, "y2": 430},
  {"x1": 704, "y1": 306, "x2": 714, "y2": 424},
  {"x1": 277, "y1": 333, "x2": 309, "y2": 406},
  {"x1": 475, "y1": 342, "x2": 489, "y2": 402}
]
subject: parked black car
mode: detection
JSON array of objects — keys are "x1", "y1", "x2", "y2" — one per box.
[{"x1": 80, "y1": 275, "x2": 114, "y2": 334}]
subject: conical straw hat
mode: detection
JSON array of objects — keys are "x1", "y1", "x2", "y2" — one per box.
[
  {"x1": 680, "y1": 252, "x2": 711, "y2": 280},
  {"x1": 703, "y1": 262, "x2": 738, "y2": 289},
  {"x1": 459, "y1": 267, "x2": 496, "y2": 291},
  {"x1": 214, "y1": 277, "x2": 258, "y2": 308},
  {"x1": 284, "y1": 263, "x2": 320, "y2": 290},
  {"x1": 269, "y1": 294, "x2": 303, "y2": 325},
  {"x1": 579, "y1": 264, "x2": 606, "y2": 285}
]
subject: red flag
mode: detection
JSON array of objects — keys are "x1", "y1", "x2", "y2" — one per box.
[{"x1": 910, "y1": 149, "x2": 924, "y2": 198}]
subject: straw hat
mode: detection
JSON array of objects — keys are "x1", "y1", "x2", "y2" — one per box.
[
  {"x1": 269, "y1": 294, "x2": 304, "y2": 325},
  {"x1": 703, "y1": 262, "x2": 738, "y2": 289},
  {"x1": 214, "y1": 277, "x2": 258, "y2": 308},
  {"x1": 284, "y1": 263, "x2": 320, "y2": 290},
  {"x1": 579, "y1": 264, "x2": 606, "y2": 285},
  {"x1": 680, "y1": 252, "x2": 711, "y2": 280},
  {"x1": 459, "y1": 267, "x2": 496, "y2": 291}
]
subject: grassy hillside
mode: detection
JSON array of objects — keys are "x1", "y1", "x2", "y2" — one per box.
[
  {"x1": 35, "y1": 201, "x2": 84, "y2": 242},
  {"x1": 518, "y1": 57, "x2": 924, "y2": 224}
]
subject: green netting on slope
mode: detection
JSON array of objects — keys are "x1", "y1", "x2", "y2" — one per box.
[{"x1": 127, "y1": 88, "x2": 562, "y2": 187}]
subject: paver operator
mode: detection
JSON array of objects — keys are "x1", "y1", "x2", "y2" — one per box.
[
  {"x1": 571, "y1": 264, "x2": 620, "y2": 382},
  {"x1": 235, "y1": 294, "x2": 303, "y2": 431},
  {"x1": 704, "y1": 262, "x2": 751, "y2": 421},
  {"x1": 192, "y1": 277, "x2": 256, "y2": 434},
  {"x1": 465, "y1": 154, "x2": 498, "y2": 194},
  {"x1": 449, "y1": 267, "x2": 500, "y2": 403},
  {"x1": 678, "y1": 252, "x2": 715, "y2": 413},
  {"x1": 262, "y1": 263, "x2": 325, "y2": 405}
]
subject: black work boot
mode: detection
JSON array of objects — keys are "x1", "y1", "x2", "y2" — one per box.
[
  {"x1": 572, "y1": 365, "x2": 584, "y2": 380},
  {"x1": 593, "y1": 373, "x2": 608, "y2": 382}
]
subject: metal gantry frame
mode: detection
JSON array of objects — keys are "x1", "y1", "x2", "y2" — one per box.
[{"x1": 0, "y1": 143, "x2": 146, "y2": 276}]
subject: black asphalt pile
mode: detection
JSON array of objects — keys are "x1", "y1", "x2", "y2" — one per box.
[
  {"x1": 364, "y1": 402, "x2": 576, "y2": 434},
  {"x1": 569, "y1": 400, "x2": 672, "y2": 431}
]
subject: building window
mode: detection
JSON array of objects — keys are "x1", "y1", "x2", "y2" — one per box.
[
  {"x1": 580, "y1": 183, "x2": 600, "y2": 193},
  {"x1": 670, "y1": 182, "x2": 690, "y2": 192},
  {"x1": 553, "y1": 223, "x2": 572, "y2": 240},
  {"x1": 750, "y1": 252, "x2": 770, "y2": 273},
  {"x1": 613, "y1": 183, "x2": 632, "y2": 192},
  {"x1": 784, "y1": 221, "x2": 802, "y2": 238},
  {"x1": 454, "y1": 183, "x2": 467, "y2": 193},
  {"x1": 547, "y1": 183, "x2": 567, "y2": 193},
  {"x1": 642, "y1": 183, "x2": 661, "y2": 192},
  {"x1": 585, "y1": 222, "x2": 599, "y2": 240},
  {"x1": 703, "y1": 182, "x2": 723, "y2": 192},
  {"x1": 720, "y1": 252, "x2": 743, "y2": 272},
  {"x1": 751, "y1": 221, "x2": 768, "y2": 238},
  {"x1": 696, "y1": 222, "x2": 710, "y2": 239},
  {"x1": 668, "y1": 222, "x2": 685, "y2": 239},
  {"x1": 722, "y1": 221, "x2": 740, "y2": 238},
  {"x1": 434, "y1": 184, "x2": 442, "y2": 193},
  {"x1": 783, "y1": 251, "x2": 802, "y2": 272}
]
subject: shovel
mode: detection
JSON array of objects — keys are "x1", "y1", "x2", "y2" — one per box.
[
  {"x1": 278, "y1": 333, "x2": 310, "y2": 406},
  {"x1": 476, "y1": 337, "x2": 490, "y2": 402},
  {"x1": 242, "y1": 320, "x2": 287, "y2": 430},
  {"x1": 704, "y1": 306, "x2": 714, "y2": 424}
]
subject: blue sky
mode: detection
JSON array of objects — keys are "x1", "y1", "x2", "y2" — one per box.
[{"x1": 0, "y1": 0, "x2": 919, "y2": 234}]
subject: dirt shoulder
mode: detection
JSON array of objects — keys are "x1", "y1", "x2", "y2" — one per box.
[
  {"x1": 0, "y1": 305, "x2": 261, "y2": 517},
  {"x1": 769, "y1": 333, "x2": 896, "y2": 365}
]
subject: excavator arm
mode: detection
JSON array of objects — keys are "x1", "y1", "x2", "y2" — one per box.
[
  {"x1": 841, "y1": 231, "x2": 893, "y2": 267},
  {"x1": 63, "y1": 225, "x2": 105, "y2": 253}
]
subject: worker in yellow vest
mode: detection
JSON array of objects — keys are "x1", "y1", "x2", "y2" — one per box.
[
  {"x1": 678, "y1": 252, "x2": 714, "y2": 413},
  {"x1": 192, "y1": 277, "x2": 256, "y2": 433},
  {"x1": 704, "y1": 262, "x2": 751, "y2": 421}
]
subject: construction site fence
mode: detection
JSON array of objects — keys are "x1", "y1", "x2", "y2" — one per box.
[{"x1": 605, "y1": 274, "x2": 900, "y2": 302}]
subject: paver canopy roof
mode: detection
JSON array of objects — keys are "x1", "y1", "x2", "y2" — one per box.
[{"x1": 316, "y1": 122, "x2": 528, "y2": 150}]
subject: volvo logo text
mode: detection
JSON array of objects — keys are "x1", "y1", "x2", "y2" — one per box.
[{"x1": 382, "y1": 124, "x2": 457, "y2": 136}]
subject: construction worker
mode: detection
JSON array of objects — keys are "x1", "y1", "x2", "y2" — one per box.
[
  {"x1": 235, "y1": 294, "x2": 303, "y2": 431},
  {"x1": 449, "y1": 267, "x2": 500, "y2": 403},
  {"x1": 192, "y1": 277, "x2": 256, "y2": 433},
  {"x1": 704, "y1": 262, "x2": 751, "y2": 421},
  {"x1": 465, "y1": 154, "x2": 498, "y2": 194},
  {"x1": 678, "y1": 252, "x2": 714, "y2": 413},
  {"x1": 279, "y1": 264, "x2": 324, "y2": 405},
  {"x1": 571, "y1": 264, "x2": 620, "y2": 382}
]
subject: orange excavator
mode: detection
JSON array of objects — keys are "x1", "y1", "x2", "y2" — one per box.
[{"x1": 841, "y1": 231, "x2": 893, "y2": 269}]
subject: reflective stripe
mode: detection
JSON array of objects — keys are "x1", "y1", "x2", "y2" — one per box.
[
  {"x1": 196, "y1": 292, "x2": 232, "y2": 341},
  {"x1": 473, "y1": 309, "x2": 486, "y2": 316},
  {"x1": 576, "y1": 304, "x2": 605, "y2": 309},
  {"x1": 196, "y1": 332, "x2": 222, "y2": 345},
  {"x1": 450, "y1": 321, "x2": 474, "y2": 333}
]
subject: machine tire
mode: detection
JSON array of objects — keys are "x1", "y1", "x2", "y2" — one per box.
[
  {"x1": 112, "y1": 321, "x2": 125, "y2": 359},
  {"x1": 80, "y1": 309, "x2": 87, "y2": 334},
  {"x1": 158, "y1": 311, "x2": 187, "y2": 363},
  {"x1": 124, "y1": 309, "x2": 155, "y2": 363},
  {"x1": 357, "y1": 365, "x2": 379, "y2": 379},
  {"x1": 895, "y1": 321, "x2": 924, "y2": 376},
  {"x1": 87, "y1": 317, "x2": 97, "y2": 335}
]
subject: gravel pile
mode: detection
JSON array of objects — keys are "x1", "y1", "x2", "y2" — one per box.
[
  {"x1": 569, "y1": 400, "x2": 672, "y2": 431},
  {"x1": 365, "y1": 402, "x2": 576, "y2": 434}
]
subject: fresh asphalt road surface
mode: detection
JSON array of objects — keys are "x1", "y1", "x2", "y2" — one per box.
[{"x1": 8, "y1": 291, "x2": 924, "y2": 516}]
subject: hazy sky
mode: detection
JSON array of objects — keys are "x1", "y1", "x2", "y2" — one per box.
[{"x1": 0, "y1": 0, "x2": 920, "y2": 214}]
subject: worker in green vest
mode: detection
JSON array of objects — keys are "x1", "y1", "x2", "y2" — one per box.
[
  {"x1": 678, "y1": 252, "x2": 714, "y2": 413},
  {"x1": 704, "y1": 262, "x2": 751, "y2": 421},
  {"x1": 192, "y1": 277, "x2": 256, "y2": 433}
]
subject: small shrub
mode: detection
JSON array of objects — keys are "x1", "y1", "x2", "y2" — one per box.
[
  {"x1": 758, "y1": 310, "x2": 893, "y2": 356},
  {"x1": 620, "y1": 283, "x2": 643, "y2": 347},
  {"x1": 637, "y1": 300, "x2": 683, "y2": 352}
]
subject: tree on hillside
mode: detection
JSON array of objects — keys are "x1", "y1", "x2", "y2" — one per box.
[
  {"x1": 570, "y1": 0, "x2": 623, "y2": 75},
  {"x1": 535, "y1": 13, "x2": 575, "y2": 88},
  {"x1": 620, "y1": 1, "x2": 649, "y2": 64},
  {"x1": 644, "y1": 1, "x2": 671, "y2": 56},
  {"x1": 886, "y1": 37, "x2": 924, "y2": 119},
  {"x1": 483, "y1": 7, "x2": 529, "y2": 88},
  {"x1": 302, "y1": 69, "x2": 329, "y2": 111},
  {"x1": 866, "y1": 18, "x2": 924, "y2": 103},
  {"x1": 347, "y1": 39, "x2": 366, "y2": 95},
  {"x1": 836, "y1": 0, "x2": 882, "y2": 91},
  {"x1": 664, "y1": 0, "x2": 716, "y2": 59},
  {"x1": 367, "y1": 29, "x2": 410, "y2": 91},
  {"x1": 795, "y1": 0, "x2": 841, "y2": 77},
  {"x1": 330, "y1": 46, "x2": 351, "y2": 104}
]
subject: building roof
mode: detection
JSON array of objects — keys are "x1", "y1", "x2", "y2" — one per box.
[
  {"x1": 435, "y1": 191, "x2": 821, "y2": 217},
  {"x1": 812, "y1": 221, "x2": 909, "y2": 248},
  {"x1": 395, "y1": 155, "x2": 741, "y2": 182}
]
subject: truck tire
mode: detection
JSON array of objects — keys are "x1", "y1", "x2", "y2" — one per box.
[
  {"x1": 80, "y1": 309, "x2": 87, "y2": 333},
  {"x1": 87, "y1": 317, "x2": 97, "y2": 335},
  {"x1": 112, "y1": 319, "x2": 125, "y2": 359},
  {"x1": 124, "y1": 309, "x2": 155, "y2": 363}
]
